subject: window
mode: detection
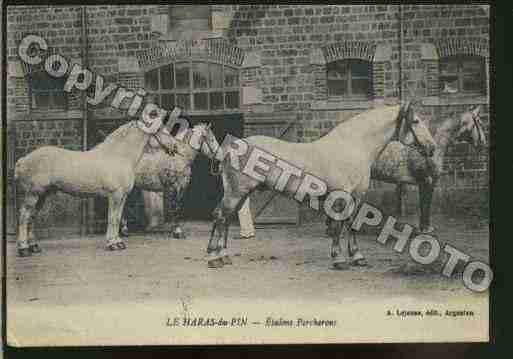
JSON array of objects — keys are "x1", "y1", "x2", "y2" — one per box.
[
  {"x1": 145, "y1": 61, "x2": 239, "y2": 111},
  {"x1": 439, "y1": 55, "x2": 486, "y2": 96},
  {"x1": 327, "y1": 59, "x2": 372, "y2": 99},
  {"x1": 30, "y1": 71, "x2": 68, "y2": 111}
]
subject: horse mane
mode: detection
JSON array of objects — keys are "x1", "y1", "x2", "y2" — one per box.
[{"x1": 93, "y1": 121, "x2": 137, "y2": 150}]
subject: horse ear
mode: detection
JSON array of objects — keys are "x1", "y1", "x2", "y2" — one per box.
[
  {"x1": 207, "y1": 123, "x2": 212, "y2": 129},
  {"x1": 472, "y1": 105, "x2": 481, "y2": 116},
  {"x1": 169, "y1": 107, "x2": 181, "y2": 120}
]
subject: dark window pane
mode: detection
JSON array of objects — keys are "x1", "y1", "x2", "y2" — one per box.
[
  {"x1": 160, "y1": 64, "x2": 174, "y2": 90},
  {"x1": 192, "y1": 62, "x2": 209, "y2": 89},
  {"x1": 210, "y1": 92, "x2": 224, "y2": 110},
  {"x1": 194, "y1": 92, "x2": 209, "y2": 110},
  {"x1": 145, "y1": 68, "x2": 159, "y2": 90},
  {"x1": 327, "y1": 61, "x2": 348, "y2": 79},
  {"x1": 327, "y1": 79, "x2": 347, "y2": 96},
  {"x1": 150, "y1": 93, "x2": 162, "y2": 106},
  {"x1": 224, "y1": 66, "x2": 238, "y2": 88},
  {"x1": 440, "y1": 77, "x2": 459, "y2": 94},
  {"x1": 161, "y1": 93, "x2": 175, "y2": 110},
  {"x1": 210, "y1": 64, "x2": 223, "y2": 88},
  {"x1": 225, "y1": 91, "x2": 239, "y2": 109},
  {"x1": 32, "y1": 72, "x2": 65, "y2": 90},
  {"x1": 440, "y1": 59, "x2": 458, "y2": 75},
  {"x1": 352, "y1": 79, "x2": 369, "y2": 96},
  {"x1": 176, "y1": 93, "x2": 190, "y2": 110},
  {"x1": 351, "y1": 60, "x2": 370, "y2": 78},
  {"x1": 176, "y1": 63, "x2": 190, "y2": 89},
  {"x1": 53, "y1": 93, "x2": 67, "y2": 109},
  {"x1": 462, "y1": 75, "x2": 484, "y2": 93},
  {"x1": 34, "y1": 93, "x2": 50, "y2": 108},
  {"x1": 461, "y1": 58, "x2": 482, "y2": 73}
]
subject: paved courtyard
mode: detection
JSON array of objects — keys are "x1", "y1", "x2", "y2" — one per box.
[{"x1": 5, "y1": 215, "x2": 490, "y2": 346}]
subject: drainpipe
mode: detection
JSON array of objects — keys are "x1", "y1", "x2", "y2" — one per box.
[
  {"x1": 80, "y1": 6, "x2": 89, "y2": 236},
  {"x1": 396, "y1": 5, "x2": 406, "y2": 216},
  {"x1": 398, "y1": 4, "x2": 403, "y2": 103}
]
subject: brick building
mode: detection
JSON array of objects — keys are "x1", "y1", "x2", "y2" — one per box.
[{"x1": 5, "y1": 5, "x2": 490, "y2": 235}]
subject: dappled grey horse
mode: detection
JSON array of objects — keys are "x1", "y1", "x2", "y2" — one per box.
[
  {"x1": 14, "y1": 107, "x2": 180, "y2": 256},
  {"x1": 206, "y1": 101, "x2": 436, "y2": 269},
  {"x1": 370, "y1": 105, "x2": 487, "y2": 233},
  {"x1": 326, "y1": 105, "x2": 487, "y2": 235},
  {"x1": 120, "y1": 122, "x2": 221, "y2": 238}
]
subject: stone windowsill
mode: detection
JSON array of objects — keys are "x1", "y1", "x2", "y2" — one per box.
[
  {"x1": 16, "y1": 110, "x2": 85, "y2": 121},
  {"x1": 422, "y1": 96, "x2": 489, "y2": 106},
  {"x1": 311, "y1": 99, "x2": 374, "y2": 110}
]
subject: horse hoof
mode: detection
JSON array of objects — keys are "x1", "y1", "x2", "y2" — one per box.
[
  {"x1": 172, "y1": 232, "x2": 186, "y2": 239},
  {"x1": 331, "y1": 261, "x2": 349, "y2": 270},
  {"x1": 119, "y1": 231, "x2": 129, "y2": 238},
  {"x1": 221, "y1": 255, "x2": 233, "y2": 265},
  {"x1": 208, "y1": 258, "x2": 224, "y2": 269},
  {"x1": 106, "y1": 243, "x2": 125, "y2": 251},
  {"x1": 18, "y1": 248, "x2": 32, "y2": 257},
  {"x1": 351, "y1": 258, "x2": 368, "y2": 267},
  {"x1": 29, "y1": 244, "x2": 42, "y2": 254}
]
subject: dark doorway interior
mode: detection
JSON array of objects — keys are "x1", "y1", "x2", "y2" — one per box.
[{"x1": 177, "y1": 114, "x2": 243, "y2": 220}]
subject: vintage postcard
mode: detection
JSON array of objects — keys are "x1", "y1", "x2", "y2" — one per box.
[{"x1": 3, "y1": 4, "x2": 491, "y2": 347}]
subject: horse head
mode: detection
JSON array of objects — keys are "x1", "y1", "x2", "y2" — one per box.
[
  {"x1": 455, "y1": 106, "x2": 487, "y2": 151},
  {"x1": 147, "y1": 107, "x2": 182, "y2": 156},
  {"x1": 191, "y1": 122, "x2": 220, "y2": 159},
  {"x1": 136, "y1": 103, "x2": 175, "y2": 135},
  {"x1": 397, "y1": 100, "x2": 436, "y2": 157}
]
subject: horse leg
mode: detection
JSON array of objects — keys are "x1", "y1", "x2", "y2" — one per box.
[
  {"x1": 119, "y1": 216, "x2": 129, "y2": 237},
  {"x1": 27, "y1": 192, "x2": 49, "y2": 254},
  {"x1": 17, "y1": 193, "x2": 40, "y2": 257},
  {"x1": 330, "y1": 220, "x2": 349, "y2": 270},
  {"x1": 347, "y1": 228, "x2": 368, "y2": 266},
  {"x1": 106, "y1": 191, "x2": 128, "y2": 251},
  {"x1": 347, "y1": 196, "x2": 368, "y2": 267},
  {"x1": 170, "y1": 188, "x2": 186, "y2": 239},
  {"x1": 207, "y1": 194, "x2": 242, "y2": 268},
  {"x1": 220, "y1": 218, "x2": 232, "y2": 265},
  {"x1": 206, "y1": 204, "x2": 226, "y2": 268},
  {"x1": 329, "y1": 198, "x2": 350, "y2": 270},
  {"x1": 419, "y1": 182, "x2": 435, "y2": 234}
]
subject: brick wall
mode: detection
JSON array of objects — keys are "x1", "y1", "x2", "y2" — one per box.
[
  {"x1": 6, "y1": 5, "x2": 490, "y2": 233},
  {"x1": 227, "y1": 4, "x2": 489, "y2": 221}
]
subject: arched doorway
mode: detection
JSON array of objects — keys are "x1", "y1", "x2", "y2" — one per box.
[{"x1": 144, "y1": 59, "x2": 243, "y2": 221}]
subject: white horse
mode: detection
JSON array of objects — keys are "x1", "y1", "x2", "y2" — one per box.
[
  {"x1": 14, "y1": 107, "x2": 181, "y2": 256},
  {"x1": 120, "y1": 122, "x2": 221, "y2": 238},
  {"x1": 206, "y1": 101, "x2": 437, "y2": 269}
]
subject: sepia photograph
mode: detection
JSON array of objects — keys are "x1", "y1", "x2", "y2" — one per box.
[{"x1": 3, "y1": 4, "x2": 491, "y2": 347}]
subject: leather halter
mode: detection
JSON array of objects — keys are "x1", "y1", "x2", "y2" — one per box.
[
  {"x1": 391, "y1": 104, "x2": 417, "y2": 148},
  {"x1": 470, "y1": 110, "x2": 485, "y2": 146},
  {"x1": 151, "y1": 132, "x2": 179, "y2": 157}
]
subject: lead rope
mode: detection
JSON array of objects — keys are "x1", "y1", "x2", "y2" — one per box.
[{"x1": 208, "y1": 135, "x2": 223, "y2": 176}]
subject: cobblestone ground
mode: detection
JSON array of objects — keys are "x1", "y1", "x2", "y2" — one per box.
[{"x1": 6, "y1": 214, "x2": 490, "y2": 346}]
